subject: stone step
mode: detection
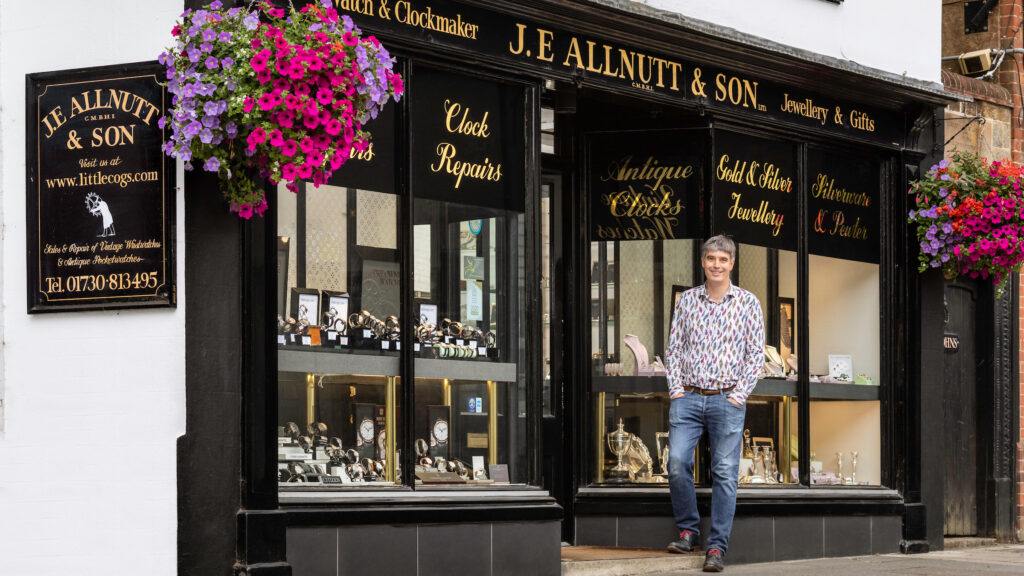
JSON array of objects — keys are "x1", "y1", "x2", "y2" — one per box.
[
  {"x1": 943, "y1": 537, "x2": 998, "y2": 550},
  {"x1": 561, "y1": 546, "x2": 704, "y2": 576}
]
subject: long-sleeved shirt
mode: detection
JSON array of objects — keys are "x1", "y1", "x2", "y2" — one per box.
[{"x1": 665, "y1": 283, "x2": 765, "y2": 405}]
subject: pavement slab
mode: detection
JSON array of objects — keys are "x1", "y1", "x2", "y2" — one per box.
[{"x1": 639, "y1": 544, "x2": 1024, "y2": 575}]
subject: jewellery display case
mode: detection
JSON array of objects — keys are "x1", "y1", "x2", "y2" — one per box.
[
  {"x1": 276, "y1": 177, "x2": 405, "y2": 489},
  {"x1": 588, "y1": 239, "x2": 882, "y2": 487}
]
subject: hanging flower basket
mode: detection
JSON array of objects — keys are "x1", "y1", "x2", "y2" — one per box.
[
  {"x1": 908, "y1": 150, "x2": 1024, "y2": 296},
  {"x1": 159, "y1": 0, "x2": 403, "y2": 218}
]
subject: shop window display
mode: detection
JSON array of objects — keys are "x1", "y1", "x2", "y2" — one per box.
[
  {"x1": 276, "y1": 182, "x2": 404, "y2": 488},
  {"x1": 274, "y1": 61, "x2": 532, "y2": 490}
]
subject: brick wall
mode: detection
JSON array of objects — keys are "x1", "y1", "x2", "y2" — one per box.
[
  {"x1": 1002, "y1": 0, "x2": 1024, "y2": 543},
  {"x1": 997, "y1": 0, "x2": 1024, "y2": 164}
]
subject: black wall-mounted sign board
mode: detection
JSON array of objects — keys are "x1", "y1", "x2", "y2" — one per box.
[
  {"x1": 26, "y1": 62, "x2": 175, "y2": 312},
  {"x1": 410, "y1": 66, "x2": 526, "y2": 213},
  {"x1": 806, "y1": 149, "x2": 880, "y2": 264},
  {"x1": 587, "y1": 129, "x2": 704, "y2": 241},
  {"x1": 333, "y1": 0, "x2": 903, "y2": 147},
  {"x1": 713, "y1": 130, "x2": 797, "y2": 251}
]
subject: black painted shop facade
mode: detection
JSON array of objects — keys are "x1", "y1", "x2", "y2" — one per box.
[{"x1": 176, "y1": 1, "x2": 1017, "y2": 575}]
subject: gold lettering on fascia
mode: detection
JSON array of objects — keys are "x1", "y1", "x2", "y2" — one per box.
[
  {"x1": 509, "y1": 24, "x2": 683, "y2": 93},
  {"x1": 41, "y1": 88, "x2": 161, "y2": 140},
  {"x1": 349, "y1": 141, "x2": 376, "y2": 162},
  {"x1": 594, "y1": 155, "x2": 693, "y2": 241},
  {"x1": 430, "y1": 99, "x2": 502, "y2": 188},
  {"x1": 811, "y1": 173, "x2": 870, "y2": 241},
  {"x1": 334, "y1": 0, "x2": 480, "y2": 40},
  {"x1": 716, "y1": 153, "x2": 792, "y2": 237},
  {"x1": 779, "y1": 94, "x2": 876, "y2": 133}
]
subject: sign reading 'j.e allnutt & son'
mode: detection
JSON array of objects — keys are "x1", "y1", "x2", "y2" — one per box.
[{"x1": 26, "y1": 63, "x2": 175, "y2": 313}]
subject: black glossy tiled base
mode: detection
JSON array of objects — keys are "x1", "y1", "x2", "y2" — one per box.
[
  {"x1": 287, "y1": 520, "x2": 560, "y2": 576},
  {"x1": 574, "y1": 514, "x2": 902, "y2": 564}
]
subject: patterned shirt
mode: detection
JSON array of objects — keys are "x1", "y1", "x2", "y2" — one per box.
[{"x1": 665, "y1": 283, "x2": 765, "y2": 405}]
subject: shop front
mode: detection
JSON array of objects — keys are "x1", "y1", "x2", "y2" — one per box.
[{"x1": 175, "y1": 1, "x2": 957, "y2": 574}]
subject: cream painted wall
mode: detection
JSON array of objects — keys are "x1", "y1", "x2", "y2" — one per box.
[
  {"x1": 633, "y1": 0, "x2": 940, "y2": 83},
  {"x1": 0, "y1": 2, "x2": 185, "y2": 575}
]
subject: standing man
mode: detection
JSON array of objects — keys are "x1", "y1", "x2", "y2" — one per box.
[{"x1": 664, "y1": 235, "x2": 764, "y2": 573}]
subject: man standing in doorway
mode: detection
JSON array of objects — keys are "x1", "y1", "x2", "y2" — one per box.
[{"x1": 664, "y1": 235, "x2": 764, "y2": 573}]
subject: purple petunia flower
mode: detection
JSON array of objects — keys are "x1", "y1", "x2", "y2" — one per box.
[
  {"x1": 938, "y1": 159, "x2": 950, "y2": 169},
  {"x1": 205, "y1": 56, "x2": 219, "y2": 70},
  {"x1": 222, "y1": 56, "x2": 234, "y2": 69},
  {"x1": 210, "y1": 0, "x2": 223, "y2": 8},
  {"x1": 244, "y1": 12, "x2": 259, "y2": 30},
  {"x1": 187, "y1": 48, "x2": 201, "y2": 62},
  {"x1": 204, "y1": 156, "x2": 221, "y2": 172},
  {"x1": 219, "y1": 31, "x2": 232, "y2": 42},
  {"x1": 225, "y1": 121, "x2": 238, "y2": 139},
  {"x1": 202, "y1": 115, "x2": 220, "y2": 129},
  {"x1": 203, "y1": 28, "x2": 217, "y2": 42},
  {"x1": 185, "y1": 120, "x2": 203, "y2": 138},
  {"x1": 199, "y1": 128, "x2": 214, "y2": 144},
  {"x1": 200, "y1": 42, "x2": 213, "y2": 53}
]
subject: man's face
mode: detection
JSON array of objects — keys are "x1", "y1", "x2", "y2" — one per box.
[{"x1": 702, "y1": 249, "x2": 734, "y2": 283}]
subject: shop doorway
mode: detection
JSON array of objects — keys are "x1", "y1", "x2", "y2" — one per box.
[{"x1": 942, "y1": 281, "x2": 979, "y2": 536}]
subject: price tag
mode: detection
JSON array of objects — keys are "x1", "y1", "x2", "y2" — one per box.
[
  {"x1": 302, "y1": 336, "x2": 312, "y2": 346},
  {"x1": 414, "y1": 343, "x2": 421, "y2": 352},
  {"x1": 277, "y1": 335, "x2": 286, "y2": 345},
  {"x1": 456, "y1": 339, "x2": 465, "y2": 346},
  {"x1": 444, "y1": 336, "x2": 451, "y2": 344},
  {"x1": 395, "y1": 342, "x2": 401, "y2": 350},
  {"x1": 478, "y1": 347, "x2": 486, "y2": 356},
  {"x1": 381, "y1": 341, "x2": 390, "y2": 350},
  {"x1": 339, "y1": 337, "x2": 349, "y2": 346},
  {"x1": 289, "y1": 334, "x2": 297, "y2": 343},
  {"x1": 327, "y1": 330, "x2": 337, "y2": 340}
]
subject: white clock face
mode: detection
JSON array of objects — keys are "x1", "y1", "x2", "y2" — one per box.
[
  {"x1": 377, "y1": 429, "x2": 386, "y2": 450},
  {"x1": 359, "y1": 418, "x2": 375, "y2": 442},
  {"x1": 432, "y1": 419, "x2": 449, "y2": 443}
]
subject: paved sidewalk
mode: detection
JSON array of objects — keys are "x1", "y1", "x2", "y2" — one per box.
[{"x1": 645, "y1": 544, "x2": 1024, "y2": 575}]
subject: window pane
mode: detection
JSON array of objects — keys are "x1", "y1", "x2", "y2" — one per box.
[
  {"x1": 736, "y1": 245, "x2": 797, "y2": 485},
  {"x1": 807, "y1": 255, "x2": 880, "y2": 485},
  {"x1": 409, "y1": 65, "x2": 529, "y2": 487},
  {"x1": 412, "y1": 202, "x2": 527, "y2": 486},
  {"x1": 276, "y1": 181, "x2": 403, "y2": 490},
  {"x1": 591, "y1": 238, "x2": 697, "y2": 485}
]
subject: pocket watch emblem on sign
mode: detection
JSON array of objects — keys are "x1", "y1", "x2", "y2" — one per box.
[
  {"x1": 431, "y1": 418, "x2": 449, "y2": 444},
  {"x1": 358, "y1": 418, "x2": 375, "y2": 445}
]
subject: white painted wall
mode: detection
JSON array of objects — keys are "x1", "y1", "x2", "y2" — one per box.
[
  {"x1": 636, "y1": 0, "x2": 941, "y2": 83},
  {"x1": 0, "y1": 2, "x2": 185, "y2": 575}
]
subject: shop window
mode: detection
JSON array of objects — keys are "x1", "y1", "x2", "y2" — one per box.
[
  {"x1": 735, "y1": 245, "x2": 798, "y2": 486},
  {"x1": 274, "y1": 61, "x2": 534, "y2": 491},
  {"x1": 585, "y1": 127, "x2": 705, "y2": 486},
  {"x1": 410, "y1": 65, "x2": 529, "y2": 487},
  {"x1": 805, "y1": 151, "x2": 881, "y2": 486},
  {"x1": 276, "y1": 181, "x2": 403, "y2": 489}
]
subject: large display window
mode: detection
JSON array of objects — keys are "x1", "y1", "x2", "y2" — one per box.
[
  {"x1": 273, "y1": 61, "x2": 535, "y2": 491},
  {"x1": 585, "y1": 127, "x2": 887, "y2": 489}
]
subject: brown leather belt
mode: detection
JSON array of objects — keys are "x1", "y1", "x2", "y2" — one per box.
[{"x1": 684, "y1": 385, "x2": 735, "y2": 396}]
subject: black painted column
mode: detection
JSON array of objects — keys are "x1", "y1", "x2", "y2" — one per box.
[
  {"x1": 990, "y1": 277, "x2": 1019, "y2": 542},
  {"x1": 178, "y1": 169, "x2": 291, "y2": 575}
]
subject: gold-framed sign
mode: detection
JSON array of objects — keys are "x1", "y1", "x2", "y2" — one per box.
[{"x1": 26, "y1": 62, "x2": 175, "y2": 312}]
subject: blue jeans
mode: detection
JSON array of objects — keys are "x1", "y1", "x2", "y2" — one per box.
[{"x1": 668, "y1": 391, "x2": 745, "y2": 553}]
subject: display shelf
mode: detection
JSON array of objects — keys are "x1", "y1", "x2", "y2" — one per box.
[
  {"x1": 415, "y1": 357, "x2": 517, "y2": 382},
  {"x1": 280, "y1": 347, "x2": 399, "y2": 376},
  {"x1": 278, "y1": 348, "x2": 517, "y2": 382},
  {"x1": 591, "y1": 375, "x2": 880, "y2": 400}
]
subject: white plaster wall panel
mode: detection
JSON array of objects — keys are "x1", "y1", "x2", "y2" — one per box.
[
  {"x1": 630, "y1": 0, "x2": 940, "y2": 83},
  {"x1": 0, "y1": 2, "x2": 185, "y2": 575}
]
